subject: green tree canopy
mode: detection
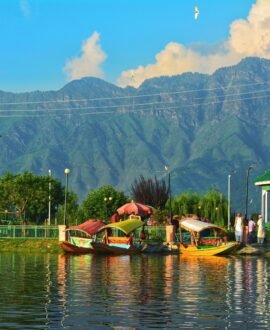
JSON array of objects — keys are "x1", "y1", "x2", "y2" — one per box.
[
  {"x1": 172, "y1": 188, "x2": 228, "y2": 227},
  {"x1": 172, "y1": 191, "x2": 201, "y2": 216},
  {"x1": 55, "y1": 191, "x2": 79, "y2": 226},
  {"x1": 0, "y1": 171, "x2": 65, "y2": 224},
  {"x1": 200, "y1": 189, "x2": 227, "y2": 226},
  {"x1": 80, "y1": 185, "x2": 129, "y2": 223}
]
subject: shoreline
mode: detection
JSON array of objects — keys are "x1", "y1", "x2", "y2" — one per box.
[
  {"x1": 0, "y1": 238, "x2": 62, "y2": 253},
  {"x1": 1, "y1": 238, "x2": 270, "y2": 256}
]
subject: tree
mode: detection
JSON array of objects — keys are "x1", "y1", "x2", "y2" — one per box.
[
  {"x1": 201, "y1": 189, "x2": 227, "y2": 226},
  {"x1": 55, "y1": 191, "x2": 79, "y2": 226},
  {"x1": 172, "y1": 188, "x2": 228, "y2": 226},
  {"x1": 172, "y1": 191, "x2": 201, "y2": 216},
  {"x1": 79, "y1": 185, "x2": 129, "y2": 223},
  {"x1": 130, "y1": 175, "x2": 169, "y2": 208},
  {"x1": 0, "y1": 171, "x2": 65, "y2": 224}
]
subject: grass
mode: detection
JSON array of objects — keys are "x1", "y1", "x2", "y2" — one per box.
[{"x1": 0, "y1": 238, "x2": 62, "y2": 253}]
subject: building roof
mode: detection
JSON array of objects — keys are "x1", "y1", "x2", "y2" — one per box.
[{"x1": 254, "y1": 170, "x2": 270, "y2": 186}]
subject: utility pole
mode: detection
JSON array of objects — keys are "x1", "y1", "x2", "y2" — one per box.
[
  {"x1": 165, "y1": 166, "x2": 172, "y2": 224},
  {"x1": 228, "y1": 174, "x2": 231, "y2": 230},
  {"x1": 245, "y1": 165, "x2": 254, "y2": 223},
  {"x1": 48, "y1": 169, "x2": 51, "y2": 226}
]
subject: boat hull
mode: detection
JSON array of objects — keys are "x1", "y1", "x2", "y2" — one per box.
[
  {"x1": 180, "y1": 242, "x2": 239, "y2": 256},
  {"x1": 60, "y1": 240, "x2": 94, "y2": 254},
  {"x1": 91, "y1": 242, "x2": 143, "y2": 255}
]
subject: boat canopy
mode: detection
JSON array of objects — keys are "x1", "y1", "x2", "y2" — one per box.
[
  {"x1": 101, "y1": 218, "x2": 144, "y2": 235},
  {"x1": 180, "y1": 218, "x2": 223, "y2": 233},
  {"x1": 65, "y1": 219, "x2": 105, "y2": 236}
]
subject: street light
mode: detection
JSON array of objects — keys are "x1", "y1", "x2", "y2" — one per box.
[
  {"x1": 63, "y1": 168, "x2": 70, "y2": 226},
  {"x1": 227, "y1": 170, "x2": 236, "y2": 230},
  {"x1": 228, "y1": 174, "x2": 231, "y2": 230},
  {"x1": 244, "y1": 164, "x2": 255, "y2": 223},
  {"x1": 104, "y1": 196, "x2": 112, "y2": 222},
  {"x1": 165, "y1": 166, "x2": 172, "y2": 224},
  {"x1": 48, "y1": 169, "x2": 51, "y2": 226}
]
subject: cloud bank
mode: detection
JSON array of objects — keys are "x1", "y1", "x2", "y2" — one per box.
[
  {"x1": 64, "y1": 31, "x2": 107, "y2": 81},
  {"x1": 118, "y1": 0, "x2": 270, "y2": 87}
]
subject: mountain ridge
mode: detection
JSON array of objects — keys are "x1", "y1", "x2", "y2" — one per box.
[{"x1": 0, "y1": 57, "x2": 270, "y2": 213}]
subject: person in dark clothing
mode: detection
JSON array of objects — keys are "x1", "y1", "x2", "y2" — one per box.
[{"x1": 172, "y1": 215, "x2": 179, "y2": 230}]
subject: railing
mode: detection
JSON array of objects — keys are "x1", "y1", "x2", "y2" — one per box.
[
  {"x1": 0, "y1": 225, "x2": 59, "y2": 239},
  {"x1": 0, "y1": 224, "x2": 168, "y2": 241}
]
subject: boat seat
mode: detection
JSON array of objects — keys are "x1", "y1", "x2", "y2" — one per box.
[
  {"x1": 199, "y1": 237, "x2": 222, "y2": 246},
  {"x1": 108, "y1": 237, "x2": 131, "y2": 244}
]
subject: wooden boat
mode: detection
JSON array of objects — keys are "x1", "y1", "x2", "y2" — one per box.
[
  {"x1": 60, "y1": 219, "x2": 105, "y2": 253},
  {"x1": 179, "y1": 218, "x2": 239, "y2": 256},
  {"x1": 60, "y1": 240, "x2": 94, "y2": 254},
  {"x1": 91, "y1": 217, "x2": 145, "y2": 255}
]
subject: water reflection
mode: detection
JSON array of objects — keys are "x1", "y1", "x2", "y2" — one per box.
[
  {"x1": 225, "y1": 257, "x2": 270, "y2": 328},
  {"x1": 1, "y1": 253, "x2": 270, "y2": 329}
]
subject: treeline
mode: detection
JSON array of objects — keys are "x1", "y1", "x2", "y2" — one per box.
[{"x1": 0, "y1": 172, "x2": 231, "y2": 227}]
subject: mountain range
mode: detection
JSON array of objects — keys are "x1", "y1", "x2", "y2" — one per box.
[{"x1": 1, "y1": 57, "x2": 270, "y2": 214}]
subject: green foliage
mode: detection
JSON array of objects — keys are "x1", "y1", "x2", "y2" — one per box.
[
  {"x1": 79, "y1": 185, "x2": 129, "y2": 223},
  {"x1": 172, "y1": 191, "x2": 201, "y2": 216},
  {"x1": 146, "y1": 227, "x2": 165, "y2": 243},
  {"x1": 200, "y1": 189, "x2": 228, "y2": 226},
  {"x1": 172, "y1": 188, "x2": 228, "y2": 226},
  {"x1": 55, "y1": 191, "x2": 79, "y2": 226},
  {"x1": 131, "y1": 175, "x2": 168, "y2": 208},
  {"x1": 0, "y1": 171, "x2": 66, "y2": 224},
  {"x1": 0, "y1": 58, "x2": 269, "y2": 212},
  {"x1": 151, "y1": 208, "x2": 168, "y2": 225},
  {"x1": 0, "y1": 239, "x2": 61, "y2": 253}
]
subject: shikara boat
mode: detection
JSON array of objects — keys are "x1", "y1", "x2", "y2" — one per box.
[
  {"x1": 91, "y1": 217, "x2": 145, "y2": 255},
  {"x1": 179, "y1": 218, "x2": 239, "y2": 256},
  {"x1": 60, "y1": 219, "x2": 105, "y2": 253}
]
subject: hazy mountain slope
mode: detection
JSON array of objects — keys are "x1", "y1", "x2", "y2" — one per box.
[{"x1": 0, "y1": 57, "x2": 270, "y2": 212}]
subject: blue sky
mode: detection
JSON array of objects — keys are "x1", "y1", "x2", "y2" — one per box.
[{"x1": 0, "y1": 0, "x2": 264, "y2": 92}]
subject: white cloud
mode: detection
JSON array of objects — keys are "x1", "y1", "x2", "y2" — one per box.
[
  {"x1": 229, "y1": 0, "x2": 270, "y2": 57},
  {"x1": 20, "y1": 0, "x2": 30, "y2": 17},
  {"x1": 118, "y1": 0, "x2": 270, "y2": 87},
  {"x1": 64, "y1": 31, "x2": 107, "y2": 81}
]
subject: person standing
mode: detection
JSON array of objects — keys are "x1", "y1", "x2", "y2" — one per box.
[
  {"x1": 248, "y1": 218, "x2": 256, "y2": 243},
  {"x1": 257, "y1": 215, "x2": 265, "y2": 245},
  {"x1": 172, "y1": 215, "x2": 180, "y2": 242},
  {"x1": 234, "y1": 212, "x2": 244, "y2": 242}
]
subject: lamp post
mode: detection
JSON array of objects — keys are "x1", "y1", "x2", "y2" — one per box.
[
  {"x1": 244, "y1": 165, "x2": 254, "y2": 223},
  {"x1": 165, "y1": 166, "x2": 172, "y2": 224},
  {"x1": 228, "y1": 174, "x2": 231, "y2": 230},
  {"x1": 104, "y1": 196, "x2": 112, "y2": 222},
  {"x1": 63, "y1": 168, "x2": 70, "y2": 226},
  {"x1": 198, "y1": 205, "x2": 201, "y2": 217},
  {"x1": 48, "y1": 169, "x2": 51, "y2": 226}
]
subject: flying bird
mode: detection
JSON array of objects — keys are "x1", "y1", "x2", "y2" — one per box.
[{"x1": 194, "y1": 6, "x2": 199, "y2": 20}]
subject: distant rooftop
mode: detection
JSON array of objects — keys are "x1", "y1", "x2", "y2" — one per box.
[{"x1": 254, "y1": 170, "x2": 270, "y2": 186}]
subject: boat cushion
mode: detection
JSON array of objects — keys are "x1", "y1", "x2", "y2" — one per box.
[{"x1": 108, "y1": 236, "x2": 131, "y2": 244}]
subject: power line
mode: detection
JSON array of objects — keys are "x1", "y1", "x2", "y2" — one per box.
[
  {"x1": 0, "y1": 86, "x2": 269, "y2": 115},
  {"x1": 0, "y1": 92, "x2": 269, "y2": 118},
  {"x1": 0, "y1": 80, "x2": 269, "y2": 106}
]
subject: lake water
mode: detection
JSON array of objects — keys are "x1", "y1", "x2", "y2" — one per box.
[{"x1": 0, "y1": 253, "x2": 270, "y2": 329}]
